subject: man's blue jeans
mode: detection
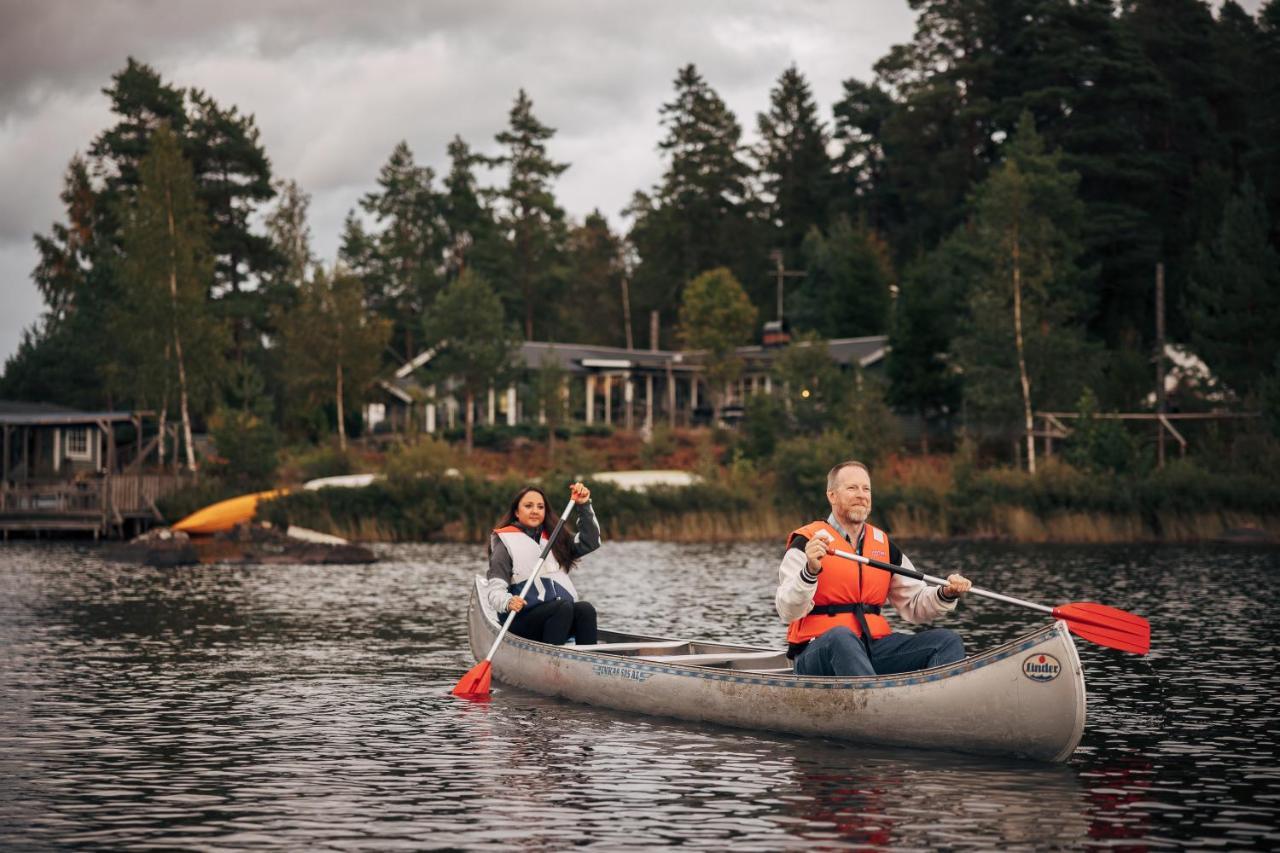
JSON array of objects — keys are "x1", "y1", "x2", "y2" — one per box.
[{"x1": 793, "y1": 626, "x2": 965, "y2": 677}]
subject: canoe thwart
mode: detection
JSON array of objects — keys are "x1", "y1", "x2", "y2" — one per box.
[{"x1": 638, "y1": 650, "x2": 789, "y2": 669}]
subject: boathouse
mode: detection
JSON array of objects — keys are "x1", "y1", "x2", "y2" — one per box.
[{"x1": 0, "y1": 401, "x2": 188, "y2": 538}]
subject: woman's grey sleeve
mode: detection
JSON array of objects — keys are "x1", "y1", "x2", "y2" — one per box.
[
  {"x1": 485, "y1": 536, "x2": 516, "y2": 614},
  {"x1": 487, "y1": 535, "x2": 514, "y2": 583}
]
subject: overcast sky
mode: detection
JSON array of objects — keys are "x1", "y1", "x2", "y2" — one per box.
[{"x1": 0, "y1": 0, "x2": 1261, "y2": 370}]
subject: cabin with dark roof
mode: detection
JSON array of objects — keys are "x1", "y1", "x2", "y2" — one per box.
[
  {"x1": 364, "y1": 335, "x2": 888, "y2": 435},
  {"x1": 0, "y1": 401, "x2": 189, "y2": 538}
]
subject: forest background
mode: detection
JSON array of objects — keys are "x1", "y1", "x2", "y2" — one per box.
[{"x1": 4, "y1": 0, "x2": 1280, "y2": 541}]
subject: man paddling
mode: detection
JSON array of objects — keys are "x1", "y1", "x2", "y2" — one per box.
[{"x1": 777, "y1": 460, "x2": 973, "y2": 677}]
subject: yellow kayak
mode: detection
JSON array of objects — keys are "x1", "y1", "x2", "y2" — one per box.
[{"x1": 171, "y1": 489, "x2": 288, "y2": 535}]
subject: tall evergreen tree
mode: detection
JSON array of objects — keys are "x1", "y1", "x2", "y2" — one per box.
[
  {"x1": 885, "y1": 234, "x2": 974, "y2": 448},
  {"x1": 442, "y1": 135, "x2": 501, "y2": 283},
  {"x1": 1185, "y1": 180, "x2": 1280, "y2": 399},
  {"x1": 562, "y1": 211, "x2": 627, "y2": 347},
  {"x1": 789, "y1": 216, "x2": 894, "y2": 339},
  {"x1": 1120, "y1": 0, "x2": 1235, "y2": 344},
  {"x1": 185, "y1": 88, "x2": 280, "y2": 356},
  {"x1": 353, "y1": 141, "x2": 446, "y2": 362},
  {"x1": 831, "y1": 77, "x2": 896, "y2": 230},
  {"x1": 756, "y1": 65, "x2": 833, "y2": 265},
  {"x1": 493, "y1": 90, "x2": 569, "y2": 341},
  {"x1": 1250, "y1": 0, "x2": 1280, "y2": 236},
  {"x1": 628, "y1": 65, "x2": 760, "y2": 341},
  {"x1": 951, "y1": 113, "x2": 1097, "y2": 471},
  {"x1": 2, "y1": 157, "x2": 116, "y2": 407}
]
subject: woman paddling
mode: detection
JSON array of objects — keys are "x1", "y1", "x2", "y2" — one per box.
[{"x1": 484, "y1": 482, "x2": 601, "y2": 645}]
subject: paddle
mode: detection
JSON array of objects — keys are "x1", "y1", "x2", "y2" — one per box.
[
  {"x1": 827, "y1": 545, "x2": 1150, "y2": 655},
  {"x1": 451, "y1": 498, "x2": 578, "y2": 699}
]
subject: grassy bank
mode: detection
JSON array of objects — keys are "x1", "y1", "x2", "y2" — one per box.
[{"x1": 224, "y1": 455, "x2": 1280, "y2": 544}]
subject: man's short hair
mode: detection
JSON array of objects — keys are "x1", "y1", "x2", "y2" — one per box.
[{"x1": 827, "y1": 460, "x2": 870, "y2": 491}]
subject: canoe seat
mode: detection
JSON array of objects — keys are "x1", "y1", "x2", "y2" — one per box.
[
  {"x1": 637, "y1": 650, "x2": 787, "y2": 669},
  {"x1": 740, "y1": 667, "x2": 795, "y2": 675},
  {"x1": 586, "y1": 640, "x2": 690, "y2": 656}
]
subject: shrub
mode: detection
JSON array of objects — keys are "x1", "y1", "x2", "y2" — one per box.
[{"x1": 207, "y1": 408, "x2": 280, "y2": 489}]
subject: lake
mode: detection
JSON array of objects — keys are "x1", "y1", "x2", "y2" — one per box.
[{"x1": 2, "y1": 540, "x2": 1277, "y2": 849}]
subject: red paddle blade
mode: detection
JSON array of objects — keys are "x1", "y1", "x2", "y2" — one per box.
[
  {"x1": 450, "y1": 661, "x2": 493, "y2": 699},
  {"x1": 1052, "y1": 602, "x2": 1150, "y2": 655}
]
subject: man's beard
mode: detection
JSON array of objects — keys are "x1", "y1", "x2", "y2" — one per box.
[{"x1": 845, "y1": 504, "x2": 870, "y2": 525}]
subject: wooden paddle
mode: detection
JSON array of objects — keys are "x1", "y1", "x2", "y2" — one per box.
[
  {"x1": 827, "y1": 546, "x2": 1150, "y2": 655},
  {"x1": 451, "y1": 498, "x2": 578, "y2": 699}
]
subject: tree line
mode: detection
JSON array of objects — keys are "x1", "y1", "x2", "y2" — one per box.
[{"x1": 4, "y1": 0, "x2": 1280, "y2": 474}]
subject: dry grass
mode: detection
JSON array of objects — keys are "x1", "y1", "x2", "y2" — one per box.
[
  {"x1": 606, "y1": 508, "x2": 794, "y2": 542},
  {"x1": 877, "y1": 453, "x2": 954, "y2": 496}
]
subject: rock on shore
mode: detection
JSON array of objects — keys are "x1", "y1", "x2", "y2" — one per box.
[{"x1": 106, "y1": 523, "x2": 377, "y2": 567}]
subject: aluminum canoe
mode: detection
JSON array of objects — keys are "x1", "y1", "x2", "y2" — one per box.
[{"x1": 466, "y1": 577, "x2": 1086, "y2": 762}]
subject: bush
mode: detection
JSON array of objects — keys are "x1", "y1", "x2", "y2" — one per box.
[
  {"x1": 1062, "y1": 389, "x2": 1150, "y2": 475},
  {"x1": 384, "y1": 436, "x2": 458, "y2": 483},
  {"x1": 155, "y1": 478, "x2": 248, "y2": 524},
  {"x1": 738, "y1": 395, "x2": 787, "y2": 460},
  {"x1": 286, "y1": 444, "x2": 359, "y2": 481},
  {"x1": 208, "y1": 408, "x2": 281, "y2": 489}
]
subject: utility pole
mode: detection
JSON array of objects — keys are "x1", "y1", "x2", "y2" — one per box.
[
  {"x1": 768, "y1": 249, "x2": 805, "y2": 322},
  {"x1": 1155, "y1": 262, "x2": 1166, "y2": 469},
  {"x1": 621, "y1": 275, "x2": 634, "y2": 351}
]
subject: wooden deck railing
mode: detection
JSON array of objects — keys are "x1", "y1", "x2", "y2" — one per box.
[{"x1": 1, "y1": 474, "x2": 190, "y2": 532}]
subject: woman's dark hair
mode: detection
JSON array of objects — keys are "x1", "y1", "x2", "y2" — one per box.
[{"x1": 491, "y1": 485, "x2": 578, "y2": 571}]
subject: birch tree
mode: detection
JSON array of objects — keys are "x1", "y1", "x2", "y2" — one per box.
[
  {"x1": 278, "y1": 267, "x2": 391, "y2": 450},
  {"x1": 116, "y1": 125, "x2": 226, "y2": 471}
]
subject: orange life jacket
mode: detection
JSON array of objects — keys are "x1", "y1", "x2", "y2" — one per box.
[{"x1": 786, "y1": 520, "x2": 894, "y2": 644}]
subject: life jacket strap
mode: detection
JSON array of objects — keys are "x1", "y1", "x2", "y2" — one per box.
[{"x1": 807, "y1": 603, "x2": 882, "y2": 616}]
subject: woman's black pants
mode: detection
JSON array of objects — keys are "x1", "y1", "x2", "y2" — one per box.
[{"x1": 509, "y1": 599, "x2": 597, "y2": 645}]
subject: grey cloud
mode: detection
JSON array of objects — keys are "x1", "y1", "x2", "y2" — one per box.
[{"x1": 0, "y1": 0, "x2": 918, "y2": 363}]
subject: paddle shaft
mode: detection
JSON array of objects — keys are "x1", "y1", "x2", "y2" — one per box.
[
  {"x1": 828, "y1": 546, "x2": 1054, "y2": 616},
  {"x1": 481, "y1": 499, "x2": 578, "y2": 663}
]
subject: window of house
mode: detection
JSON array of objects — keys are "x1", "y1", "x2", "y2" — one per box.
[{"x1": 65, "y1": 426, "x2": 91, "y2": 461}]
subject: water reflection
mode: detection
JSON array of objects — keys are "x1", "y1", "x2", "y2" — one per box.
[{"x1": 1, "y1": 539, "x2": 1278, "y2": 849}]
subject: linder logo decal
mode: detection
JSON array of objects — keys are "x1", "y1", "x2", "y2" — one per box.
[{"x1": 1022, "y1": 653, "x2": 1062, "y2": 682}]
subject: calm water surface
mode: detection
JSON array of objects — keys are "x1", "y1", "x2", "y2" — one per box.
[{"x1": 1, "y1": 540, "x2": 1278, "y2": 849}]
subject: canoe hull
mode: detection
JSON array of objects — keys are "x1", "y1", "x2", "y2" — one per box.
[{"x1": 466, "y1": 580, "x2": 1086, "y2": 763}]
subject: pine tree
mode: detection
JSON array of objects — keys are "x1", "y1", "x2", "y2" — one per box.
[
  {"x1": 1186, "y1": 180, "x2": 1280, "y2": 399},
  {"x1": 831, "y1": 77, "x2": 896, "y2": 230},
  {"x1": 442, "y1": 135, "x2": 501, "y2": 283},
  {"x1": 789, "y1": 215, "x2": 894, "y2": 339},
  {"x1": 562, "y1": 211, "x2": 627, "y2": 347},
  {"x1": 885, "y1": 234, "x2": 974, "y2": 449},
  {"x1": 756, "y1": 65, "x2": 833, "y2": 265},
  {"x1": 355, "y1": 141, "x2": 446, "y2": 362},
  {"x1": 494, "y1": 90, "x2": 569, "y2": 341},
  {"x1": 629, "y1": 65, "x2": 761, "y2": 339},
  {"x1": 951, "y1": 113, "x2": 1097, "y2": 471}
]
